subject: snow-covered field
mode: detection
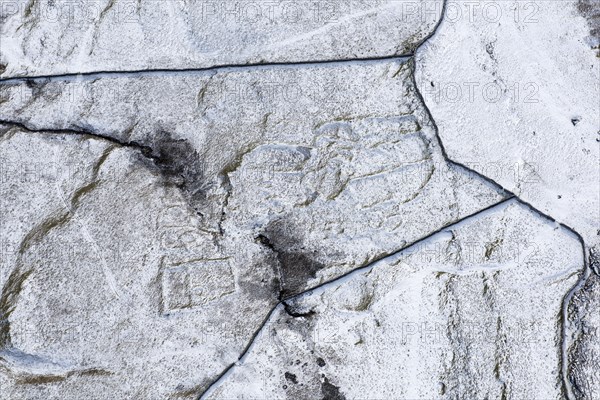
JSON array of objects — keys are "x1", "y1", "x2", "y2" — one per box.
[{"x1": 0, "y1": 1, "x2": 598, "y2": 399}]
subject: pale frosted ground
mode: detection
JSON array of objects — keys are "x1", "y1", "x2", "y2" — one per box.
[{"x1": 0, "y1": 1, "x2": 598, "y2": 399}]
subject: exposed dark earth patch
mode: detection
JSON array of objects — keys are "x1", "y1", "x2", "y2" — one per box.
[
  {"x1": 284, "y1": 372, "x2": 298, "y2": 385},
  {"x1": 578, "y1": 0, "x2": 600, "y2": 54},
  {"x1": 261, "y1": 219, "x2": 327, "y2": 298},
  {"x1": 321, "y1": 376, "x2": 346, "y2": 400}
]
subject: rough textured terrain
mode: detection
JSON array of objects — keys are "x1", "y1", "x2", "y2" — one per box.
[
  {"x1": 0, "y1": 124, "x2": 280, "y2": 399},
  {"x1": 0, "y1": 59, "x2": 507, "y2": 296},
  {"x1": 414, "y1": 1, "x2": 599, "y2": 398},
  {"x1": 0, "y1": 0, "x2": 598, "y2": 399},
  {"x1": 206, "y1": 200, "x2": 583, "y2": 400},
  {"x1": 0, "y1": 0, "x2": 443, "y2": 78},
  {"x1": 415, "y1": 0, "x2": 599, "y2": 248}
]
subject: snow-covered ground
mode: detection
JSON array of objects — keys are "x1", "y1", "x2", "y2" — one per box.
[{"x1": 0, "y1": 1, "x2": 597, "y2": 399}]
